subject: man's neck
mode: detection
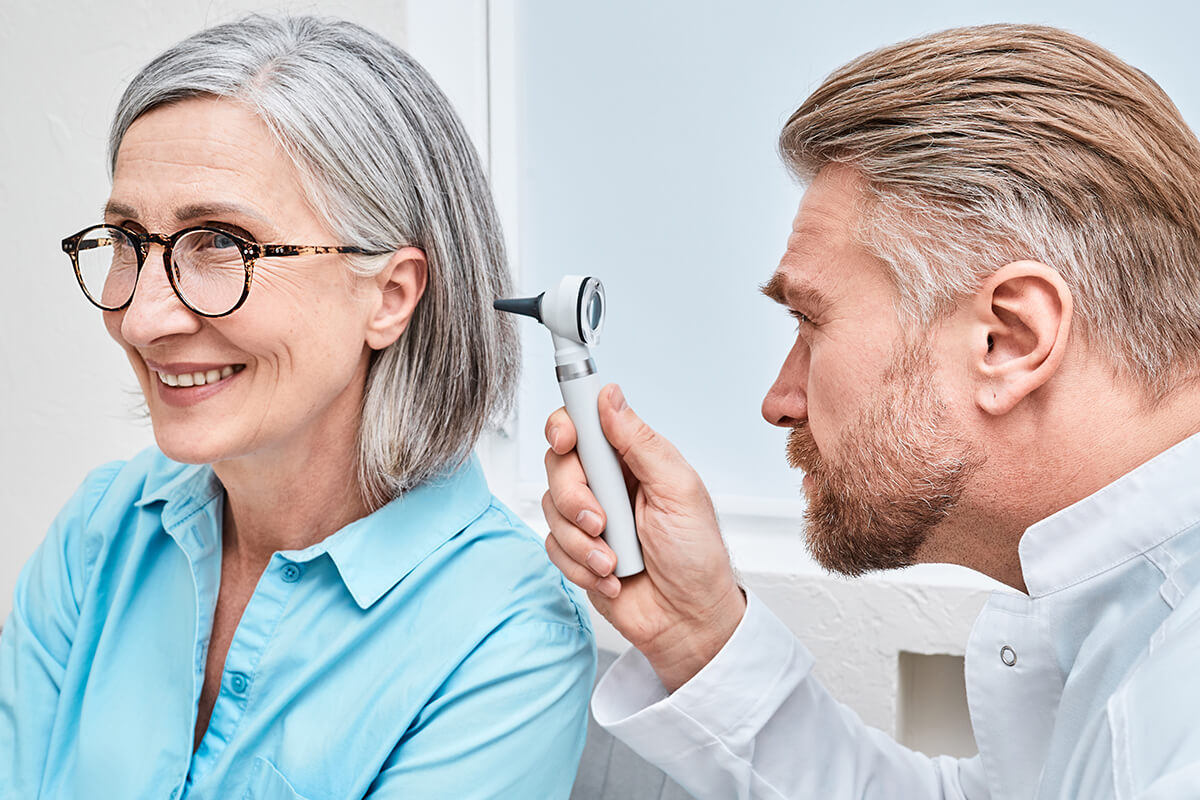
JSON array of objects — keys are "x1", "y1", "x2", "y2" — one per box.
[{"x1": 920, "y1": 378, "x2": 1200, "y2": 594}]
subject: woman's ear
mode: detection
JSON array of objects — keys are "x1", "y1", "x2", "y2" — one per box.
[
  {"x1": 365, "y1": 247, "x2": 428, "y2": 351},
  {"x1": 969, "y1": 260, "x2": 1073, "y2": 415}
]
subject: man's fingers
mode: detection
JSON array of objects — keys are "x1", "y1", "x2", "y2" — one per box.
[
  {"x1": 541, "y1": 489, "x2": 614, "y2": 567},
  {"x1": 596, "y1": 384, "x2": 688, "y2": 489},
  {"x1": 543, "y1": 448, "x2": 607, "y2": 535},
  {"x1": 545, "y1": 532, "x2": 621, "y2": 599},
  {"x1": 544, "y1": 407, "x2": 577, "y2": 455}
]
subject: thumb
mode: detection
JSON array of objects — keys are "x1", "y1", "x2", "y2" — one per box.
[{"x1": 597, "y1": 384, "x2": 683, "y2": 487}]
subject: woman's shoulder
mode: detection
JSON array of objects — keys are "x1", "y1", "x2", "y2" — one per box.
[
  {"x1": 331, "y1": 457, "x2": 591, "y2": 636},
  {"x1": 70, "y1": 447, "x2": 207, "y2": 522},
  {"x1": 372, "y1": 477, "x2": 592, "y2": 636},
  {"x1": 451, "y1": 497, "x2": 593, "y2": 628}
]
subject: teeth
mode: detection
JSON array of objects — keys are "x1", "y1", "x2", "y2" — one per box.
[{"x1": 156, "y1": 365, "x2": 243, "y2": 387}]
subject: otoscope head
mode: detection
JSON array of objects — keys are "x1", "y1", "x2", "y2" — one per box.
[{"x1": 493, "y1": 275, "x2": 606, "y2": 345}]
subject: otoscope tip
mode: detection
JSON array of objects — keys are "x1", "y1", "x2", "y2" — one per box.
[{"x1": 494, "y1": 294, "x2": 545, "y2": 323}]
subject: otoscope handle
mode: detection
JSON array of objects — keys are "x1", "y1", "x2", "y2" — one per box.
[{"x1": 558, "y1": 372, "x2": 645, "y2": 577}]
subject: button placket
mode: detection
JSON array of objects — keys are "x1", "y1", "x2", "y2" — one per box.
[{"x1": 192, "y1": 556, "x2": 295, "y2": 777}]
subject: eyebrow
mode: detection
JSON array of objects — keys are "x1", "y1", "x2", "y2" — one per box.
[
  {"x1": 102, "y1": 200, "x2": 276, "y2": 231},
  {"x1": 760, "y1": 272, "x2": 829, "y2": 313}
]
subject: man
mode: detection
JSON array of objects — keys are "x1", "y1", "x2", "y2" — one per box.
[{"x1": 542, "y1": 23, "x2": 1200, "y2": 799}]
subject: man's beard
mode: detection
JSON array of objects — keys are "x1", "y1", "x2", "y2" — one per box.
[{"x1": 786, "y1": 339, "x2": 982, "y2": 577}]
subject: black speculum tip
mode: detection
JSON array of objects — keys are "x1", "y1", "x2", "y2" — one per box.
[{"x1": 493, "y1": 293, "x2": 544, "y2": 323}]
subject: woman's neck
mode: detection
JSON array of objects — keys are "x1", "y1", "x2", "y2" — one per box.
[{"x1": 213, "y1": 423, "x2": 370, "y2": 573}]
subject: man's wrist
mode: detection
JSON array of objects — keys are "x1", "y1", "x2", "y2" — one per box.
[{"x1": 643, "y1": 585, "x2": 748, "y2": 693}]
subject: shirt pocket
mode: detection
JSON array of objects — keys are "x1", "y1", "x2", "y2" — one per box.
[{"x1": 241, "y1": 757, "x2": 312, "y2": 800}]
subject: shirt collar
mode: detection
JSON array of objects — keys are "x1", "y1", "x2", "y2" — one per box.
[
  {"x1": 282, "y1": 455, "x2": 493, "y2": 610},
  {"x1": 134, "y1": 456, "x2": 223, "y2": 522},
  {"x1": 1019, "y1": 431, "x2": 1200, "y2": 598},
  {"x1": 136, "y1": 451, "x2": 493, "y2": 611}
]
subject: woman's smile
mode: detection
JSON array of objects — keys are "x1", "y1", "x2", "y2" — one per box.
[{"x1": 144, "y1": 358, "x2": 247, "y2": 407}]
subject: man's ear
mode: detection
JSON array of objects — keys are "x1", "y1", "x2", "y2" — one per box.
[
  {"x1": 969, "y1": 260, "x2": 1073, "y2": 415},
  {"x1": 365, "y1": 247, "x2": 428, "y2": 351}
]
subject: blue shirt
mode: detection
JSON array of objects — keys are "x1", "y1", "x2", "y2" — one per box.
[{"x1": 0, "y1": 448, "x2": 596, "y2": 799}]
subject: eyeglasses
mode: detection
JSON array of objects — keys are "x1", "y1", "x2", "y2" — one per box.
[{"x1": 61, "y1": 224, "x2": 376, "y2": 317}]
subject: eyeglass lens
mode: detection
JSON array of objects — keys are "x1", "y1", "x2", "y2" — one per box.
[{"x1": 73, "y1": 226, "x2": 246, "y2": 315}]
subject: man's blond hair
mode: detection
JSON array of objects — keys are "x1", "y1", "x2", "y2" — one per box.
[{"x1": 781, "y1": 24, "x2": 1200, "y2": 397}]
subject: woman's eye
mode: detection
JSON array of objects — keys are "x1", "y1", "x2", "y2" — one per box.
[{"x1": 212, "y1": 233, "x2": 239, "y2": 249}]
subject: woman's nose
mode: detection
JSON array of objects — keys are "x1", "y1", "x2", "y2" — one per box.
[
  {"x1": 117, "y1": 251, "x2": 203, "y2": 346},
  {"x1": 761, "y1": 338, "x2": 809, "y2": 428}
]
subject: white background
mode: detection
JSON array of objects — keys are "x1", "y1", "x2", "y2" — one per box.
[{"x1": 4, "y1": 0, "x2": 1198, "y2": 752}]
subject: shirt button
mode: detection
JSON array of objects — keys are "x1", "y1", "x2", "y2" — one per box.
[
  {"x1": 1000, "y1": 645, "x2": 1018, "y2": 667},
  {"x1": 281, "y1": 563, "x2": 302, "y2": 583},
  {"x1": 229, "y1": 671, "x2": 250, "y2": 695}
]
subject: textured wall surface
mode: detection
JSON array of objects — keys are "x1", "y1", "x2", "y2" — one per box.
[{"x1": 587, "y1": 558, "x2": 996, "y2": 754}]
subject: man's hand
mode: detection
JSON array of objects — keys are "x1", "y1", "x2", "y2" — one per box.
[{"x1": 542, "y1": 383, "x2": 747, "y2": 692}]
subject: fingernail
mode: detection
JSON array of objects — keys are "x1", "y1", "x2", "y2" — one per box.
[
  {"x1": 610, "y1": 386, "x2": 628, "y2": 413},
  {"x1": 597, "y1": 576, "x2": 621, "y2": 599},
  {"x1": 586, "y1": 549, "x2": 613, "y2": 576},
  {"x1": 548, "y1": 425, "x2": 560, "y2": 450},
  {"x1": 576, "y1": 509, "x2": 602, "y2": 535}
]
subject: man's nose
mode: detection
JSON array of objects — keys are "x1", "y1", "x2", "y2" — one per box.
[
  {"x1": 118, "y1": 249, "x2": 202, "y2": 345},
  {"x1": 761, "y1": 338, "x2": 809, "y2": 427}
]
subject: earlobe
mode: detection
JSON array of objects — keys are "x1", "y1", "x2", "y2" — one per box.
[
  {"x1": 365, "y1": 247, "x2": 428, "y2": 351},
  {"x1": 972, "y1": 261, "x2": 1073, "y2": 416}
]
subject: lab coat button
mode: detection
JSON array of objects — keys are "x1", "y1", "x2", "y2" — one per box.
[{"x1": 1000, "y1": 645, "x2": 1017, "y2": 666}]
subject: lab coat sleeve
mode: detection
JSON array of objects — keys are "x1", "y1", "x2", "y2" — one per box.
[{"x1": 591, "y1": 590, "x2": 988, "y2": 799}]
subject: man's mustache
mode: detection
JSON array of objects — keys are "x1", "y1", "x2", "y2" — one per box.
[{"x1": 786, "y1": 422, "x2": 822, "y2": 474}]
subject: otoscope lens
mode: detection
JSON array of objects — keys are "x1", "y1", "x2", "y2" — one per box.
[{"x1": 588, "y1": 292, "x2": 602, "y2": 330}]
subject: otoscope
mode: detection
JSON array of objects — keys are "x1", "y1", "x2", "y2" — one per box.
[{"x1": 495, "y1": 276, "x2": 646, "y2": 577}]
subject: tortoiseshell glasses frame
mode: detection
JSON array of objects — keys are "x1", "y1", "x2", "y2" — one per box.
[{"x1": 61, "y1": 224, "x2": 378, "y2": 318}]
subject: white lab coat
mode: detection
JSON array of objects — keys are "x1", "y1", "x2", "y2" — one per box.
[{"x1": 592, "y1": 432, "x2": 1200, "y2": 799}]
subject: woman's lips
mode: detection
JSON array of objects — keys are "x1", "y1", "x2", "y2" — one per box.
[
  {"x1": 155, "y1": 364, "x2": 244, "y2": 387},
  {"x1": 146, "y1": 362, "x2": 247, "y2": 407}
]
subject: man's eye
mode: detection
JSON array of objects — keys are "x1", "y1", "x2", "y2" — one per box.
[{"x1": 789, "y1": 310, "x2": 812, "y2": 329}]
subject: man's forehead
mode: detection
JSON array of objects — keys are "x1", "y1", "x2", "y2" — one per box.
[
  {"x1": 763, "y1": 209, "x2": 849, "y2": 307},
  {"x1": 764, "y1": 170, "x2": 877, "y2": 310}
]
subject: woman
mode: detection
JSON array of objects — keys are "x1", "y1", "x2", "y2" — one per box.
[{"x1": 0, "y1": 15, "x2": 594, "y2": 799}]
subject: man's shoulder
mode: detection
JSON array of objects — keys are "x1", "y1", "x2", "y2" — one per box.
[{"x1": 1106, "y1": 560, "x2": 1200, "y2": 791}]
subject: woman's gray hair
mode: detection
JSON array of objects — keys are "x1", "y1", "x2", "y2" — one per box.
[{"x1": 109, "y1": 14, "x2": 518, "y2": 507}]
